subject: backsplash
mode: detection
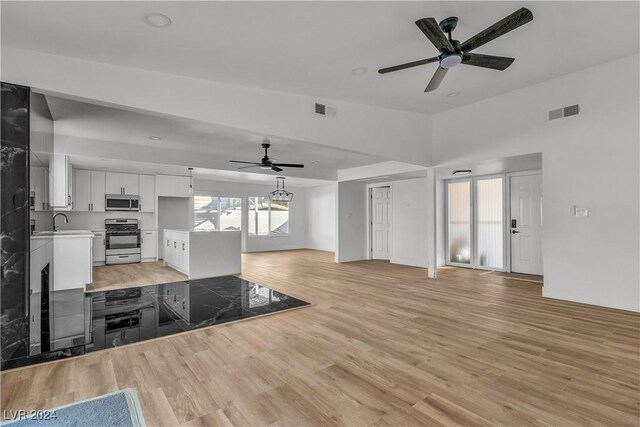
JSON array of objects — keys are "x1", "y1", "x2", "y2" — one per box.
[{"x1": 52, "y1": 211, "x2": 157, "y2": 231}]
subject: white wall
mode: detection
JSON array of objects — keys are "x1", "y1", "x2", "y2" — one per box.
[
  {"x1": 3, "y1": 47, "x2": 433, "y2": 166},
  {"x1": 336, "y1": 181, "x2": 367, "y2": 262},
  {"x1": 54, "y1": 211, "x2": 156, "y2": 231},
  {"x1": 194, "y1": 179, "x2": 307, "y2": 253},
  {"x1": 433, "y1": 54, "x2": 640, "y2": 312},
  {"x1": 305, "y1": 184, "x2": 337, "y2": 252},
  {"x1": 391, "y1": 178, "x2": 428, "y2": 268}
]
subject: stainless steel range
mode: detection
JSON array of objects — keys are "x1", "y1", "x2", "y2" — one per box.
[{"x1": 105, "y1": 219, "x2": 141, "y2": 265}]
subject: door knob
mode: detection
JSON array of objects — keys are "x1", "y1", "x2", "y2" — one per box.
[{"x1": 511, "y1": 230, "x2": 521, "y2": 234}]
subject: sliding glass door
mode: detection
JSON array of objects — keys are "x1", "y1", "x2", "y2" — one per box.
[
  {"x1": 446, "y1": 176, "x2": 505, "y2": 270},
  {"x1": 447, "y1": 180, "x2": 472, "y2": 265},
  {"x1": 476, "y1": 177, "x2": 504, "y2": 269}
]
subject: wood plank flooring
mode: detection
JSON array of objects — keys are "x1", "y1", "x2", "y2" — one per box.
[
  {"x1": 88, "y1": 261, "x2": 187, "y2": 292},
  {"x1": 2, "y1": 250, "x2": 639, "y2": 426}
]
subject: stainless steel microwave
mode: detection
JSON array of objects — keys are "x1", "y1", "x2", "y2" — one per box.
[{"x1": 105, "y1": 195, "x2": 140, "y2": 211}]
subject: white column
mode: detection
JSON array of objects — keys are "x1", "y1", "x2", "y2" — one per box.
[{"x1": 426, "y1": 168, "x2": 437, "y2": 278}]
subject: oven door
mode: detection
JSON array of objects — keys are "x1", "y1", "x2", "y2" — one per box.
[
  {"x1": 105, "y1": 196, "x2": 133, "y2": 211},
  {"x1": 106, "y1": 231, "x2": 140, "y2": 251}
]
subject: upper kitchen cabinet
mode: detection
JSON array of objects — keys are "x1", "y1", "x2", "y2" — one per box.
[
  {"x1": 139, "y1": 174, "x2": 155, "y2": 213},
  {"x1": 50, "y1": 154, "x2": 73, "y2": 210},
  {"x1": 156, "y1": 174, "x2": 192, "y2": 198},
  {"x1": 73, "y1": 170, "x2": 106, "y2": 212},
  {"x1": 30, "y1": 166, "x2": 49, "y2": 211},
  {"x1": 106, "y1": 172, "x2": 139, "y2": 195}
]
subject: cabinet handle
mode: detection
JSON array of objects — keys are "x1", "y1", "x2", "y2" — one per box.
[
  {"x1": 182, "y1": 243, "x2": 185, "y2": 251},
  {"x1": 174, "y1": 242, "x2": 176, "y2": 248},
  {"x1": 42, "y1": 202, "x2": 45, "y2": 210},
  {"x1": 167, "y1": 239, "x2": 170, "y2": 246},
  {"x1": 141, "y1": 237, "x2": 144, "y2": 244}
]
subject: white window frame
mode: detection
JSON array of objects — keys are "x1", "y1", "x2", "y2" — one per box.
[
  {"x1": 247, "y1": 197, "x2": 291, "y2": 237},
  {"x1": 445, "y1": 174, "x2": 507, "y2": 271}
]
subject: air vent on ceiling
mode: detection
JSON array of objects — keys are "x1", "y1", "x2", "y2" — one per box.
[
  {"x1": 314, "y1": 102, "x2": 336, "y2": 117},
  {"x1": 548, "y1": 104, "x2": 580, "y2": 121},
  {"x1": 315, "y1": 103, "x2": 326, "y2": 115}
]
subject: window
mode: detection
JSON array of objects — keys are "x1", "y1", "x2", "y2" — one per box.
[
  {"x1": 248, "y1": 197, "x2": 290, "y2": 236},
  {"x1": 194, "y1": 196, "x2": 242, "y2": 231}
]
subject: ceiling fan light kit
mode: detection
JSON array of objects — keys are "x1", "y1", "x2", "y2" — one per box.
[
  {"x1": 269, "y1": 177, "x2": 293, "y2": 202},
  {"x1": 379, "y1": 7, "x2": 533, "y2": 93}
]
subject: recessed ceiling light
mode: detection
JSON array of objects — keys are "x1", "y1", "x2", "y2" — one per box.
[
  {"x1": 446, "y1": 92, "x2": 460, "y2": 98},
  {"x1": 452, "y1": 169, "x2": 472, "y2": 175},
  {"x1": 148, "y1": 136, "x2": 162, "y2": 141},
  {"x1": 351, "y1": 67, "x2": 368, "y2": 76},
  {"x1": 143, "y1": 13, "x2": 172, "y2": 28}
]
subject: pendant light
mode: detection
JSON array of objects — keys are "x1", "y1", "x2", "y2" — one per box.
[
  {"x1": 268, "y1": 177, "x2": 293, "y2": 202},
  {"x1": 188, "y1": 167, "x2": 194, "y2": 194}
]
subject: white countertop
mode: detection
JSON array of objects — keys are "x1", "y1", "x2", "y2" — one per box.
[
  {"x1": 31, "y1": 230, "x2": 94, "y2": 240},
  {"x1": 164, "y1": 229, "x2": 240, "y2": 233}
]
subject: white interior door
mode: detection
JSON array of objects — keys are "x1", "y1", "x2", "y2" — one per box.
[
  {"x1": 371, "y1": 187, "x2": 391, "y2": 260},
  {"x1": 510, "y1": 174, "x2": 543, "y2": 275}
]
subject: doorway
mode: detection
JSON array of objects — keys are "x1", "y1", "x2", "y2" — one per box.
[
  {"x1": 509, "y1": 173, "x2": 543, "y2": 275},
  {"x1": 370, "y1": 186, "x2": 391, "y2": 260}
]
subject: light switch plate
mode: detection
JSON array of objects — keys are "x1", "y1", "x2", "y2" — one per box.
[{"x1": 575, "y1": 207, "x2": 588, "y2": 217}]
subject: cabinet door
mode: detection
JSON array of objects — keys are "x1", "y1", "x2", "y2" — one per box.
[
  {"x1": 90, "y1": 171, "x2": 106, "y2": 211},
  {"x1": 141, "y1": 231, "x2": 157, "y2": 259},
  {"x1": 139, "y1": 175, "x2": 155, "y2": 212},
  {"x1": 50, "y1": 154, "x2": 70, "y2": 208},
  {"x1": 163, "y1": 233, "x2": 173, "y2": 264},
  {"x1": 74, "y1": 170, "x2": 91, "y2": 212},
  {"x1": 181, "y1": 239, "x2": 189, "y2": 272},
  {"x1": 92, "y1": 236, "x2": 105, "y2": 263},
  {"x1": 105, "y1": 172, "x2": 122, "y2": 195},
  {"x1": 121, "y1": 173, "x2": 139, "y2": 195},
  {"x1": 156, "y1": 175, "x2": 175, "y2": 197},
  {"x1": 32, "y1": 167, "x2": 48, "y2": 211},
  {"x1": 175, "y1": 176, "x2": 192, "y2": 197}
]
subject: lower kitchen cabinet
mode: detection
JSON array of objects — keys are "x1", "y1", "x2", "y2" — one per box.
[
  {"x1": 141, "y1": 230, "x2": 157, "y2": 261},
  {"x1": 163, "y1": 229, "x2": 241, "y2": 279},
  {"x1": 92, "y1": 230, "x2": 106, "y2": 265}
]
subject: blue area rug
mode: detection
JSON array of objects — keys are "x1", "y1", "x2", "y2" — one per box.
[{"x1": 1, "y1": 389, "x2": 146, "y2": 427}]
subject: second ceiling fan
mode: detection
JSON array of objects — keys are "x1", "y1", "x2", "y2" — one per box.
[{"x1": 379, "y1": 7, "x2": 533, "y2": 92}]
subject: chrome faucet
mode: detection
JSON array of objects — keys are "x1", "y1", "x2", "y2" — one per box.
[{"x1": 53, "y1": 213, "x2": 69, "y2": 232}]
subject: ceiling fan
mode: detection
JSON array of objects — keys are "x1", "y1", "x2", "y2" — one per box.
[
  {"x1": 378, "y1": 7, "x2": 533, "y2": 92},
  {"x1": 230, "y1": 139, "x2": 304, "y2": 172}
]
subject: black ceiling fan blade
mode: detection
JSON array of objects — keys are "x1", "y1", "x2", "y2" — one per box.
[
  {"x1": 459, "y1": 7, "x2": 533, "y2": 53},
  {"x1": 237, "y1": 164, "x2": 261, "y2": 170},
  {"x1": 271, "y1": 163, "x2": 304, "y2": 168},
  {"x1": 415, "y1": 18, "x2": 454, "y2": 53},
  {"x1": 271, "y1": 166, "x2": 283, "y2": 172},
  {"x1": 230, "y1": 160, "x2": 261, "y2": 165},
  {"x1": 378, "y1": 57, "x2": 440, "y2": 74},
  {"x1": 462, "y1": 53, "x2": 515, "y2": 71},
  {"x1": 425, "y1": 67, "x2": 448, "y2": 92}
]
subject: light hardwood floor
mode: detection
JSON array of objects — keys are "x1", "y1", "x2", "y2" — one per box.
[
  {"x1": 2, "y1": 250, "x2": 639, "y2": 426},
  {"x1": 88, "y1": 261, "x2": 187, "y2": 292}
]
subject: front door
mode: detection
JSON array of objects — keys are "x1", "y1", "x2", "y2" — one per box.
[
  {"x1": 510, "y1": 174, "x2": 543, "y2": 275},
  {"x1": 371, "y1": 187, "x2": 391, "y2": 260}
]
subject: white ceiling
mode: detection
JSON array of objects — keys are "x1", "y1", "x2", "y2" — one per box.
[
  {"x1": 44, "y1": 95, "x2": 384, "y2": 180},
  {"x1": 66, "y1": 155, "x2": 333, "y2": 188},
  {"x1": 3, "y1": 2, "x2": 638, "y2": 114}
]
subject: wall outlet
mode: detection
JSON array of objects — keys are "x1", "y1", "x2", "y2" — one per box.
[{"x1": 571, "y1": 205, "x2": 588, "y2": 217}]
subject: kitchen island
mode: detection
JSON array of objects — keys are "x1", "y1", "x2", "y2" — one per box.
[{"x1": 163, "y1": 229, "x2": 241, "y2": 279}]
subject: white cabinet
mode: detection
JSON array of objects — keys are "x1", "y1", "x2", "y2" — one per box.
[
  {"x1": 141, "y1": 230, "x2": 157, "y2": 260},
  {"x1": 92, "y1": 230, "x2": 106, "y2": 265},
  {"x1": 163, "y1": 229, "x2": 241, "y2": 279},
  {"x1": 106, "y1": 172, "x2": 139, "y2": 195},
  {"x1": 30, "y1": 166, "x2": 50, "y2": 211},
  {"x1": 50, "y1": 154, "x2": 73, "y2": 210},
  {"x1": 51, "y1": 234, "x2": 93, "y2": 290},
  {"x1": 139, "y1": 174, "x2": 155, "y2": 212},
  {"x1": 156, "y1": 175, "x2": 192, "y2": 197},
  {"x1": 74, "y1": 170, "x2": 106, "y2": 212}
]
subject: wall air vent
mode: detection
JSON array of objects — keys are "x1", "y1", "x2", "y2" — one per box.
[
  {"x1": 548, "y1": 104, "x2": 580, "y2": 121},
  {"x1": 315, "y1": 103, "x2": 326, "y2": 115}
]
